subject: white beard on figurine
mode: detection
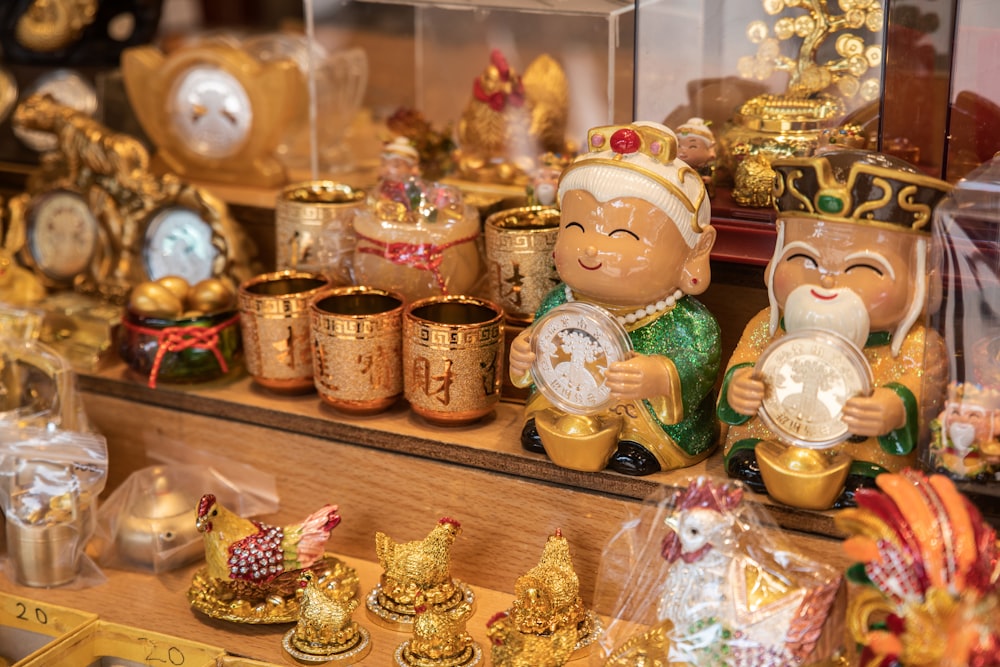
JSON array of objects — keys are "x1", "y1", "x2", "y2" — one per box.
[{"x1": 781, "y1": 284, "x2": 870, "y2": 350}]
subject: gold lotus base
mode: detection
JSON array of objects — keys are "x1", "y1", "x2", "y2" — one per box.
[
  {"x1": 395, "y1": 640, "x2": 483, "y2": 667},
  {"x1": 756, "y1": 440, "x2": 852, "y2": 510},
  {"x1": 366, "y1": 581, "x2": 476, "y2": 631},
  {"x1": 187, "y1": 554, "x2": 359, "y2": 624},
  {"x1": 283, "y1": 625, "x2": 372, "y2": 663}
]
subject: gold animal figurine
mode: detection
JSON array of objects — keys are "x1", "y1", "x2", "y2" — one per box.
[
  {"x1": 14, "y1": 0, "x2": 98, "y2": 52},
  {"x1": 0, "y1": 196, "x2": 46, "y2": 306},
  {"x1": 455, "y1": 49, "x2": 569, "y2": 184},
  {"x1": 396, "y1": 589, "x2": 481, "y2": 667},
  {"x1": 187, "y1": 494, "x2": 359, "y2": 624},
  {"x1": 488, "y1": 529, "x2": 599, "y2": 667},
  {"x1": 367, "y1": 516, "x2": 474, "y2": 630},
  {"x1": 282, "y1": 570, "x2": 372, "y2": 663}
]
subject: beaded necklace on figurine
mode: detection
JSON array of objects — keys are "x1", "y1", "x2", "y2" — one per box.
[{"x1": 564, "y1": 286, "x2": 683, "y2": 326}]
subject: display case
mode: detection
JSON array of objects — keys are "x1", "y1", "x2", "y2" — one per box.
[{"x1": 0, "y1": 0, "x2": 998, "y2": 664}]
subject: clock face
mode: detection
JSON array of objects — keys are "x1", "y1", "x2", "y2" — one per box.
[
  {"x1": 27, "y1": 190, "x2": 99, "y2": 282},
  {"x1": 167, "y1": 64, "x2": 253, "y2": 160},
  {"x1": 143, "y1": 207, "x2": 219, "y2": 285},
  {"x1": 13, "y1": 69, "x2": 98, "y2": 152}
]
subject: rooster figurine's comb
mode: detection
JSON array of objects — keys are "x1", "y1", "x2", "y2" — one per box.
[{"x1": 439, "y1": 517, "x2": 461, "y2": 529}]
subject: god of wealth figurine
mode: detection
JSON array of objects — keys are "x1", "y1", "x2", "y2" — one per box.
[
  {"x1": 509, "y1": 121, "x2": 721, "y2": 476},
  {"x1": 366, "y1": 517, "x2": 475, "y2": 631},
  {"x1": 487, "y1": 529, "x2": 599, "y2": 667},
  {"x1": 675, "y1": 117, "x2": 717, "y2": 196},
  {"x1": 718, "y1": 149, "x2": 952, "y2": 510}
]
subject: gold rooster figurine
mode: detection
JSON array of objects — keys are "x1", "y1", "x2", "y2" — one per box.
[
  {"x1": 489, "y1": 529, "x2": 598, "y2": 666},
  {"x1": 367, "y1": 516, "x2": 474, "y2": 630},
  {"x1": 455, "y1": 48, "x2": 569, "y2": 184},
  {"x1": 188, "y1": 493, "x2": 359, "y2": 624},
  {"x1": 488, "y1": 610, "x2": 578, "y2": 667},
  {"x1": 396, "y1": 589, "x2": 481, "y2": 667},
  {"x1": 282, "y1": 570, "x2": 372, "y2": 663}
]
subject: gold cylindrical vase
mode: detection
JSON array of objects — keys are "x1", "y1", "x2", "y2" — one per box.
[
  {"x1": 275, "y1": 180, "x2": 366, "y2": 284},
  {"x1": 310, "y1": 286, "x2": 405, "y2": 415},
  {"x1": 238, "y1": 270, "x2": 331, "y2": 393},
  {"x1": 403, "y1": 295, "x2": 504, "y2": 425},
  {"x1": 484, "y1": 205, "x2": 560, "y2": 324}
]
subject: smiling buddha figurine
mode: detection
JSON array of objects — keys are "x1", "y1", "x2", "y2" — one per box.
[
  {"x1": 509, "y1": 121, "x2": 721, "y2": 476},
  {"x1": 718, "y1": 149, "x2": 952, "y2": 510}
]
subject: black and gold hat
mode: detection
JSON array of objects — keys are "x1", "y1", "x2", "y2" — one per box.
[{"x1": 771, "y1": 149, "x2": 952, "y2": 234}]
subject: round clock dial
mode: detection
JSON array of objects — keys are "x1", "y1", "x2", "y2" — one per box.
[
  {"x1": 167, "y1": 65, "x2": 253, "y2": 160},
  {"x1": 27, "y1": 189, "x2": 99, "y2": 282},
  {"x1": 143, "y1": 207, "x2": 219, "y2": 285}
]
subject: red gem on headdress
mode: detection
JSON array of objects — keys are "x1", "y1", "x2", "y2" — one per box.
[{"x1": 610, "y1": 128, "x2": 641, "y2": 155}]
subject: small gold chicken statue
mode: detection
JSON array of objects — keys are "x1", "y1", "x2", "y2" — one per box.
[
  {"x1": 489, "y1": 529, "x2": 598, "y2": 666},
  {"x1": 282, "y1": 570, "x2": 372, "y2": 663},
  {"x1": 455, "y1": 48, "x2": 569, "y2": 184},
  {"x1": 188, "y1": 494, "x2": 359, "y2": 624},
  {"x1": 396, "y1": 589, "x2": 481, "y2": 667},
  {"x1": 367, "y1": 516, "x2": 474, "y2": 630}
]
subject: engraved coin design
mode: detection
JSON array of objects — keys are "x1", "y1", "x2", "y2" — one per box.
[
  {"x1": 756, "y1": 329, "x2": 872, "y2": 448},
  {"x1": 530, "y1": 302, "x2": 632, "y2": 415}
]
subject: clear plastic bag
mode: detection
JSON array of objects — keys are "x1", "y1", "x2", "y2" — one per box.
[
  {"x1": 591, "y1": 476, "x2": 845, "y2": 667},
  {"x1": 0, "y1": 426, "x2": 108, "y2": 588},
  {"x1": 90, "y1": 442, "x2": 278, "y2": 574}
]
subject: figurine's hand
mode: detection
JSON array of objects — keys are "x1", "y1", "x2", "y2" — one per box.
[
  {"x1": 508, "y1": 329, "x2": 535, "y2": 384},
  {"x1": 606, "y1": 354, "x2": 671, "y2": 401},
  {"x1": 725, "y1": 366, "x2": 766, "y2": 416},
  {"x1": 842, "y1": 388, "x2": 907, "y2": 437}
]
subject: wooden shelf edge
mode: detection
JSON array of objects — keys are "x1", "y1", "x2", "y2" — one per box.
[{"x1": 78, "y1": 363, "x2": 843, "y2": 539}]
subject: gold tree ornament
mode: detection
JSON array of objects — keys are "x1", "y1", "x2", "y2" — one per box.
[{"x1": 737, "y1": 0, "x2": 884, "y2": 101}]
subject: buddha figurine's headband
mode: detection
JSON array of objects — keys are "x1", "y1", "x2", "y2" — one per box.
[{"x1": 557, "y1": 122, "x2": 709, "y2": 247}]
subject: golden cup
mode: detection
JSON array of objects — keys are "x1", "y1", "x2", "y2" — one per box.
[
  {"x1": 484, "y1": 205, "x2": 561, "y2": 324},
  {"x1": 403, "y1": 295, "x2": 504, "y2": 425},
  {"x1": 310, "y1": 286, "x2": 405, "y2": 415},
  {"x1": 238, "y1": 270, "x2": 331, "y2": 393},
  {"x1": 275, "y1": 181, "x2": 366, "y2": 284}
]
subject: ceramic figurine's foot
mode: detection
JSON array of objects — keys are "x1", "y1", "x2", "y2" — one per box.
[
  {"x1": 832, "y1": 470, "x2": 880, "y2": 509},
  {"x1": 725, "y1": 447, "x2": 768, "y2": 494},
  {"x1": 521, "y1": 418, "x2": 545, "y2": 454},
  {"x1": 607, "y1": 441, "x2": 661, "y2": 476}
]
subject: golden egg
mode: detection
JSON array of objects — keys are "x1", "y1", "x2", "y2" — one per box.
[
  {"x1": 188, "y1": 278, "x2": 236, "y2": 314},
  {"x1": 155, "y1": 275, "x2": 190, "y2": 303},
  {"x1": 129, "y1": 282, "x2": 185, "y2": 319}
]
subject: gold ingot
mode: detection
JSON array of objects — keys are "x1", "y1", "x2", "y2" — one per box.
[
  {"x1": 535, "y1": 408, "x2": 622, "y2": 472},
  {"x1": 756, "y1": 440, "x2": 852, "y2": 510}
]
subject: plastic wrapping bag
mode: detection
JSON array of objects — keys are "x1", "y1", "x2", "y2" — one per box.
[
  {"x1": 0, "y1": 426, "x2": 108, "y2": 588},
  {"x1": 91, "y1": 450, "x2": 279, "y2": 574},
  {"x1": 591, "y1": 476, "x2": 845, "y2": 667},
  {"x1": 0, "y1": 337, "x2": 89, "y2": 433},
  {"x1": 349, "y1": 177, "x2": 486, "y2": 302}
]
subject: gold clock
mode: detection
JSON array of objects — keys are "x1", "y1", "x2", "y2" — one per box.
[{"x1": 121, "y1": 39, "x2": 307, "y2": 188}]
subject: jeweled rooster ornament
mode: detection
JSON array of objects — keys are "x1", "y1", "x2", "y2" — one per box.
[
  {"x1": 455, "y1": 48, "x2": 568, "y2": 184},
  {"x1": 602, "y1": 477, "x2": 843, "y2": 666},
  {"x1": 837, "y1": 469, "x2": 1000, "y2": 667},
  {"x1": 188, "y1": 493, "x2": 358, "y2": 624}
]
